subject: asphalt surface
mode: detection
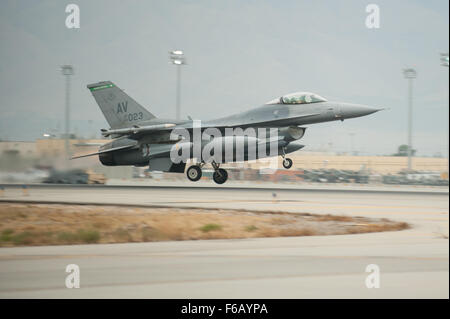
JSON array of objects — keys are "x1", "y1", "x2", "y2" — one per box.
[{"x1": 0, "y1": 184, "x2": 448, "y2": 298}]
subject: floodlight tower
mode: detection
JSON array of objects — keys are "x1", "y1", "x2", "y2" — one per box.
[
  {"x1": 441, "y1": 53, "x2": 449, "y2": 173},
  {"x1": 169, "y1": 50, "x2": 186, "y2": 121},
  {"x1": 61, "y1": 65, "x2": 74, "y2": 166},
  {"x1": 440, "y1": 53, "x2": 449, "y2": 67},
  {"x1": 403, "y1": 68, "x2": 417, "y2": 171}
]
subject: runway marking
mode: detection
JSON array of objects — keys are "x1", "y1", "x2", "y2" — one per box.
[
  {"x1": 1, "y1": 268, "x2": 448, "y2": 294},
  {"x1": 158, "y1": 199, "x2": 306, "y2": 204},
  {"x1": 0, "y1": 251, "x2": 447, "y2": 262}
]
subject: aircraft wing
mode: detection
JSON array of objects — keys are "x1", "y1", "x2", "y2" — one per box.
[
  {"x1": 72, "y1": 142, "x2": 105, "y2": 147},
  {"x1": 229, "y1": 112, "x2": 321, "y2": 128},
  {"x1": 99, "y1": 112, "x2": 321, "y2": 139},
  {"x1": 170, "y1": 112, "x2": 321, "y2": 132}
]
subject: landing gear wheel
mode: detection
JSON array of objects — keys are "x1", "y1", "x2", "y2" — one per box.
[
  {"x1": 213, "y1": 168, "x2": 228, "y2": 184},
  {"x1": 282, "y1": 158, "x2": 293, "y2": 169},
  {"x1": 187, "y1": 165, "x2": 202, "y2": 182}
]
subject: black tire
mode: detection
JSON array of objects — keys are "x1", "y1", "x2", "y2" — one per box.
[
  {"x1": 282, "y1": 158, "x2": 293, "y2": 169},
  {"x1": 213, "y1": 169, "x2": 228, "y2": 184},
  {"x1": 187, "y1": 165, "x2": 202, "y2": 182}
]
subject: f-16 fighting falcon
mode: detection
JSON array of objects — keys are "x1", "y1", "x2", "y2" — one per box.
[{"x1": 72, "y1": 81, "x2": 381, "y2": 184}]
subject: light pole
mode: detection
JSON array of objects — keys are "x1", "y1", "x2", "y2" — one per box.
[
  {"x1": 403, "y1": 68, "x2": 416, "y2": 171},
  {"x1": 440, "y1": 53, "x2": 449, "y2": 67},
  {"x1": 61, "y1": 65, "x2": 74, "y2": 166},
  {"x1": 441, "y1": 53, "x2": 449, "y2": 174},
  {"x1": 169, "y1": 50, "x2": 186, "y2": 120},
  {"x1": 349, "y1": 132, "x2": 355, "y2": 155}
]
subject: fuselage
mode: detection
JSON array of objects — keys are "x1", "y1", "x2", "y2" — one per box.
[
  {"x1": 80, "y1": 82, "x2": 381, "y2": 183},
  {"x1": 130, "y1": 99, "x2": 379, "y2": 131},
  {"x1": 98, "y1": 96, "x2": 380, "y2": 167}
]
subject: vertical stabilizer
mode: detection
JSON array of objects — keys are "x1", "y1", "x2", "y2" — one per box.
[{"x1": 87, "y1": 81, "x2": 156, "y2": 128}]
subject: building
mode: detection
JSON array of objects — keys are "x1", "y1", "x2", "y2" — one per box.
[
  {"x1": 1, "y1": 140, "x2": 448, "y2": 176},
  {"x1": 246, "y1": 151, "x2": 448, "y2": 174},
  {"x1": 35, "y1": 138, "x2": 108, "y2": 158},
  {"x1": 0, "y1": 141, "x2": 36, "y2": 157}
]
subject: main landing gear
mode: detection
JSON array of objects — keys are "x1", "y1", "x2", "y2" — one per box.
[
  {"x1": 281, "y1": 148, "x2": 293, "y2": 169},
  {"x1": 211, "y1": 162, "x2": 228, "y2": 185},
  {"x1": 186, "y1": 165, "x2": 202, "y2": 182},
  {"x1": 186, "y1": 161, "x2": 229, "y2": 184}
]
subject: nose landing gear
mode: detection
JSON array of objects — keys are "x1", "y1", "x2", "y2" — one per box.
[
  {"x1": 281, "y1": 147, "x2": 293, "y2": 169},
  {"x1": 282, "y1": 158, "x2": 293, "y2": 169}
]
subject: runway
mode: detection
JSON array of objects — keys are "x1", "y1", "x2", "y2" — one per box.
[{"x1": 0, "y1": 184, "x2": 448, "y2": 298}]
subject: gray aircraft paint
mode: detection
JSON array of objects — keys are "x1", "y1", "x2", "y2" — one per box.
[
  {"x1": 77, "y1": 81, "x2": 381, "y2": 177},
  {"x1": 87, "y1": 81, "x2": 156, "y2": 129}
]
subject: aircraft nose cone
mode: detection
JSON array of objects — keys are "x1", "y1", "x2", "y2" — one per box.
[{"x1": 340, "y1": 103, "x2": 382, "y2": 119}]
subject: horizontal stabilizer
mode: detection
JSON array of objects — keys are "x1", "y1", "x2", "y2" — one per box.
[{"x1": 71, "y1": 144, "x2": 136, "y2": 160}]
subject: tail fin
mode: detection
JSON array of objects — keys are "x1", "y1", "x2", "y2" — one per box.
[{"x1": 87, "y1": 81, "x2": 156, "y2": 129}]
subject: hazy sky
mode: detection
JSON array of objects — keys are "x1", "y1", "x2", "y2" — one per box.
[{"x1": 0, "y1": 0, "x2": 448, "y2": 156}]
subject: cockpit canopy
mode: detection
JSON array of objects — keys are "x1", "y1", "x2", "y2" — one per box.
[{"x1": 266, "y1": 92, "x2": 327, "y2": 105}]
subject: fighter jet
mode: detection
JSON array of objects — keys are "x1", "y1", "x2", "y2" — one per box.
[{"x1": 72, "y1": 81, "x2": 381, "y2": 184}]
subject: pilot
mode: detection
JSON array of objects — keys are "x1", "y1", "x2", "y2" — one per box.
[{"x1": 304, "y1": 95, "x2": 312, "y2": 103}]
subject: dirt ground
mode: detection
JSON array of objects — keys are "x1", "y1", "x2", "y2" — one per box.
[{"x1": 0, "y1": 203, "x2": 409, "y2": 247}]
